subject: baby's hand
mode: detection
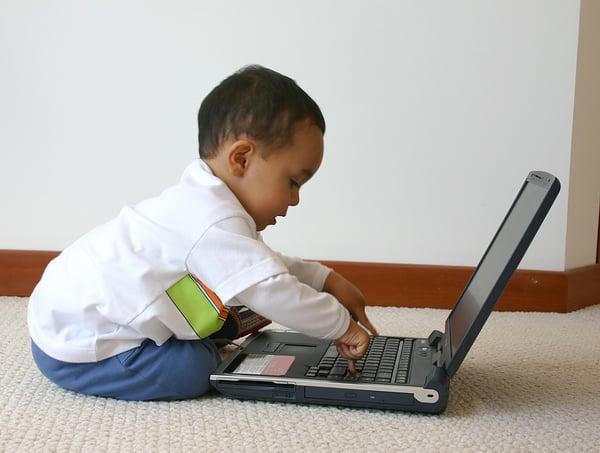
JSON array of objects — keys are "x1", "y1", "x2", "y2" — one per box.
[{"x1": 334, "y1": 319, "x2": 371, "y2": 374}]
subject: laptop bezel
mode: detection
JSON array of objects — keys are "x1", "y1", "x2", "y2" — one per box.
[{"x1": 441, "y1": 171, "x2": 560, "y2": 377}]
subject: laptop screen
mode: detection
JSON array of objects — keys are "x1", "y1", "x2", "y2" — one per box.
[{"x1": 444, "y1": 172, "x2": 560, "y2": 377}]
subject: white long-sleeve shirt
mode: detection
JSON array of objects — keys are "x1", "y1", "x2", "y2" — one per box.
[{"x1": 27, "y1": 159, "x2": 350, "y2": 363}]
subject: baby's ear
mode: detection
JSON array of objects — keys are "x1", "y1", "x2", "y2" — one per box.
[{"x1": 226, "y1": 140, "x2": 254, "y2": 176}]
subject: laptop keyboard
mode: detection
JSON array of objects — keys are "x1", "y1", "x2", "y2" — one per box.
[{"x1": 304, "y1": 337, "x2": 413, "y2": 384}]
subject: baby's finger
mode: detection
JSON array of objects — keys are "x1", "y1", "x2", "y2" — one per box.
[
  {"x1": 347, "y1": 359, "x2": 357, "y2": 374},
  {"x1": 336, "y1": 343, "x2": 358, "y2": 374}
]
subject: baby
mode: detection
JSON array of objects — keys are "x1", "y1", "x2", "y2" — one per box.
[{"x1": 28, "y1": 65, "x2": 377, "y2": 400}]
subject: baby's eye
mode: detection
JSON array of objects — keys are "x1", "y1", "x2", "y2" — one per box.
[{"x1": 290, "y1": 179, "x2": 300, "y2": 188}]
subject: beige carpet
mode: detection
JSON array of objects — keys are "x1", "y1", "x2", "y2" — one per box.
[{"x1": 1, "y1": 296, "x2": 599, "y2": 452}]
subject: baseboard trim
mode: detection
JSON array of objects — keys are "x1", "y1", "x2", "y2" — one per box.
[
  {"x1": 1, "y1": 250, "x2": 598, "y2": 312},
  {"x1": 0, "y1": 250, "x2": 60, "y2": 297},
  {"x1": 321, "y1": 261, "x2": 599, "y2": 313}
]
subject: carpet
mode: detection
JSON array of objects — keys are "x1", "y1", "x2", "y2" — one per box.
[{"x1": 1, "y1": 296, "x2": 599, "y2": 452}]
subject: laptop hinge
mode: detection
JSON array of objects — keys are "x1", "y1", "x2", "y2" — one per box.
[
  {"x1": 428, "y1": 330, "x2": 444, "y2": 367},
  {"x1": 428, "y1": 330, "x2": 443, "y2": 348}
]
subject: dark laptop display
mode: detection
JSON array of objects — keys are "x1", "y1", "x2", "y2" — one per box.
[{"x1": 210, "y1": 171, "x2": 560, "y2": 413}]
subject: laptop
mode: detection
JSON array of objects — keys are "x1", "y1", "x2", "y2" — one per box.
[{"x1": 210, "y1": 171, "x2": 561, "y2": 413}]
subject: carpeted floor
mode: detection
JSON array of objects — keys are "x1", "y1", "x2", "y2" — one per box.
[{"x1": 1, "y1": 296, "x2": 599, "y2": 452}]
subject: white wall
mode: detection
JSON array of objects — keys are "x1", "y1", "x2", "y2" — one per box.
[{"x1": 0, "y1": 1, "x2": 584, "y2": 271}]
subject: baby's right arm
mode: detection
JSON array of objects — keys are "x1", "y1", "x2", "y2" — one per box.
[{"x1": 232, "y1": 272, "x2": 352, "y2": 340}]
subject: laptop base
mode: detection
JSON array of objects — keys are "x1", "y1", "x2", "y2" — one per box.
[{"x1": 211, "y1": 331, "x2": 450, "y2": 413}]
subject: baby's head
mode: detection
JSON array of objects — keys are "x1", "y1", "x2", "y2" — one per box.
[
  {"x1": 197, "y1": 65, "x2": 325, "y2": 159},
  {"x1": 198, "y1": 66, "x2": 326, "y2": 231}
]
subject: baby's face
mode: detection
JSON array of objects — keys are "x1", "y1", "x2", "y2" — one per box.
[{"x1": 239, "y1": 121, "x2": 324, "y2": 231}]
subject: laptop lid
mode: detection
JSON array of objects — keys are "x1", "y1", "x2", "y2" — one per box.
[{"x1": 439, "y1": 171, "x2": 560, "y2": 377}]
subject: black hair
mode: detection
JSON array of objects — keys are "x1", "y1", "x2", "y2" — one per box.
[{"x1": 197, "y1": 65, "x2": 326, "y2": 158}]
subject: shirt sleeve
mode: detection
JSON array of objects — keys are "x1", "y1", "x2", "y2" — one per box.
[
  {"x1": 235, "y1": 273, "x2": 351, "y2": 340},
  {"x1": 273, "y1": 252, "x2": 332, "y2": 291},
  {"x1": 185, "y1": 216, "x2": 288, "y2": 304},
  {"x1": 186, "y1": 216, "x2": 350, "y2": 340}
]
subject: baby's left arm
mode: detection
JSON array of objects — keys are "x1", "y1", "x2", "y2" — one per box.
[{"x1": 322, "y1": 271, "x2": 379, "y2": 337}]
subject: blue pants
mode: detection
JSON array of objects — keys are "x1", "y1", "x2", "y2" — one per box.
[{"x1": 31, "y1": 337, "x2": 221, "y2": 401}]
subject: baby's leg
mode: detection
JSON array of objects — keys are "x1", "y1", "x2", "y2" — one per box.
[{"x1": 31, "y1": 337, "x2": 220, "y2": 400}]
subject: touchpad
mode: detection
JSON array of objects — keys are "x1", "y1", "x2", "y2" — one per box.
[{"x1": 279, "y1": 344, "x2": 317, "y2": 355}]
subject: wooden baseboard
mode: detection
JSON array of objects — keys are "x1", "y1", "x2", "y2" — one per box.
[
  {"x1": 1, "y1": 250, "x2": 598, "y2": 312},
  {"x1": 321, "y1": 261, "x2": 599, "y2": 313},
  {"x1": 0, "y1": 250, "x2": 60, "y2": 297}
]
